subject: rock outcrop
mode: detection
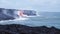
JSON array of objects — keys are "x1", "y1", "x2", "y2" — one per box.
[
  {"x1": 0, "y1": 24, "x2": 60, "y2": 34},
  {"x1": 0, "y1": 8, "x2": 36, "y2": 21}
]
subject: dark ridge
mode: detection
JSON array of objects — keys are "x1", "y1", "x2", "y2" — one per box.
[
  {"x1": 0, "y1": 8, "x2": 16, "y2": 21},
  {"x1": 0, "y1": 24, "x2": 60, "y2": 34},
  {"x1": 0, "y1": 8, "x2": 36, "y2": 21},
  {"x1": 0, "y1": 13, "x2": 15, "y2": 21}
]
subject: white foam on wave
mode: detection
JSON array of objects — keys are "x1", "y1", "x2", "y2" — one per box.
[
  {"x1": 15, "y1": 17, "x2": 28, "y2": 20},
  {"x1": 23, "y1": 14, "x2": 40, "y2": 18},
  {"x1": 0, "y1": 17, "x2": 29, "y2": 23}
]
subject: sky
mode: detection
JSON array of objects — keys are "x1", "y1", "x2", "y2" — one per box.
[{"x1": 0, "y1": 0, "x2": 60, "y2": 12}]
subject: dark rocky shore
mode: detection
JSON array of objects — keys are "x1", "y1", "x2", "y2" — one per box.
[
  {"x1": 0, "y1": 8, "x2": 36, "y2": 21},
  {"x1": 0, "y1": 24, "x2": 60, "y2": 34}
]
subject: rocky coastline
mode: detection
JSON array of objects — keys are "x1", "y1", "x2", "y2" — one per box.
[{"x1": 0, "y1": 24, "x2": 60, "y2": 34}]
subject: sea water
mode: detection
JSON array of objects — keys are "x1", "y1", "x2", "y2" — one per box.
[{"x1": 0, "y1": 12, "x2": 60, "y2": 29}]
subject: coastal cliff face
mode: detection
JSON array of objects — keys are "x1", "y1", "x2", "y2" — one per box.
[
  {"x1": 0, "y1": 8, "x2": 16, "y2": 20},
  {"x1": 0, "y1": 24, "x2": 60, "y2": 34},
  {"x1": 0, "y1": 8, "x2": 36, "y2": 21}
]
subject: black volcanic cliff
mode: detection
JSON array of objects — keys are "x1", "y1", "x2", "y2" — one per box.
[
  {"x1": 0, "y1": 8, "x2": 15, "y2": 20},
  {"x1": 0, "y1": 24, "x2": 60, "y2": 34},
  {"x1": 0, "y1": 8, "x2": 36, "y2": 21}
]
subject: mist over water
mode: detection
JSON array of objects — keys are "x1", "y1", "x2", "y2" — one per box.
[{"x1": 0, "y1": 12, "x2": 60, "y2": 29}]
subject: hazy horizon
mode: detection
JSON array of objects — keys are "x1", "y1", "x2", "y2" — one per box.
[{"x1": 0, "y1": 0, "x2": 60, "y2": 12}]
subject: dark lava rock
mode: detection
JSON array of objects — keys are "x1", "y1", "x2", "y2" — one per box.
[
  {"x1": 0, "y1": 14, "x2": 15, "y2": 20},
  {"x1": 0, "y1": 8, "x2": 15, "y2": 20},
  {"x1": 0, "y1": 24, "x2": 60, "y2": 34},
  {"x1": 0, "y1": 8, "x2": 37, "y2": 21}
]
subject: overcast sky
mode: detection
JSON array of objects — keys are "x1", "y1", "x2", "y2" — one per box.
[{"x1": 0, "y1": 0, "x2": 60, "y2": 12}]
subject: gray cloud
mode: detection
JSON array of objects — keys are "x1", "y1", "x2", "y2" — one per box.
[{"x1": 0, "y1": 0, "x2": 60, "y2": 12}]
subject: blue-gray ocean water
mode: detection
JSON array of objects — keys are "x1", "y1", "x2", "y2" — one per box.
[{"x1": 0, "y1": 12, "x2": 60, "y2": 29}]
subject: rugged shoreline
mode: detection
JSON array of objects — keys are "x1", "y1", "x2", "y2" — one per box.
[{"x1": 0, "y1": 24, "x2": 60, "y2": 34}]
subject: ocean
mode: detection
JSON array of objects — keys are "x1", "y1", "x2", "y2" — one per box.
[{"x1": 0, "y1": 12, "x2": 60, "y2": 29}]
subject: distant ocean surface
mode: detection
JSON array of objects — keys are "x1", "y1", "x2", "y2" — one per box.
[{"x1": 0, "y1": 12, "x2": 60, "y2": 29}]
